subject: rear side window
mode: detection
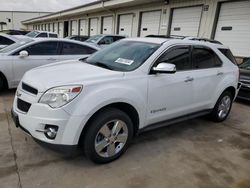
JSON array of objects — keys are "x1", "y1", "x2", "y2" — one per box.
[
  {"x1": 114, "y1": 36, "x2": 125, "y2": 42},
  {"x1": 156, "y1": 46, "x2": 191, "y2": 71},
  {"x1": 0, "y1": 36, "x2": 14, "y2": 45},
  {"x1": 192, "y1": 47, "x2": 222, "y2": 69},
  {"x1": 49, "y1": 33, "x2": 58, "y2": 38},
  {"x1": 61, "y1": 42, "x2": 96, "y2": 55},
  {"x1": 218, "y1": 48, "x2": 237, "y2": 64},
  {"x1": 36, "y1": 33, "x2": 48, "y2": 38}
]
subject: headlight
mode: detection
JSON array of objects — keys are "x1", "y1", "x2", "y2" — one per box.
[{"x1": 39, "y1": 85, "x2": 82, "y2": 108}]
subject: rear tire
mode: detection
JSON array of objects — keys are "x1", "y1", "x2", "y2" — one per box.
[
  {"x1": 83, "y1": 108, "x2": 133, "y2": 163},
  {"x1": 210, "y1": 91, "x2": 233, "y2": 122}
]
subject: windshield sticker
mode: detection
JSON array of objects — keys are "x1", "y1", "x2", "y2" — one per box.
[{"x1": 115, "y1": 58, "x2": 134, "y2": 65}]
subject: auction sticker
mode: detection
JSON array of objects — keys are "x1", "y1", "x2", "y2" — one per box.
[{"x1": 115, "y1": 58, "x2": 134, "y2": 65}]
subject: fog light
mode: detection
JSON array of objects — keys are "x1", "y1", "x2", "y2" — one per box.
[{"x1": 44, "y1": 125, "x2": 58, "y2": 139}]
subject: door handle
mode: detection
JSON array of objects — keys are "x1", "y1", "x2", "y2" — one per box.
[
  {"x1": 217, "y1": 72, "x2": 224, "y2": 76},
  {"x1": 184, "y1": 77, "x2": 194, "y2": 82}
]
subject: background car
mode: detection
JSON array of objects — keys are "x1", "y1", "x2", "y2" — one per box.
[
  {"x1": 0, "y1": 33, "x2": 20, "y2": 49},
  {"x1": 237, "y1": 58, "x2": 250, "y2": 101},
  {"x1": 0, "y1": 38, "x2": 99, "y2": 91},
  {"x1": 66, "y1": 35, "x2": 89, "y2": 42},
  {"x1": 1, "y1": 30, "x2": 30, "y2": 35},
  {"x1": 85, "y1": 34, "x2": 125, "y2": 48},
  {"x1": 25, "y1": 30, "x2": 58, "y2": 38}
]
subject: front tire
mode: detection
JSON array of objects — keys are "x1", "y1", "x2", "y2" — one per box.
[
  {"x1": 83, "y1": 108, "x2": 133, "y2": 163},
  {"x1": 210, "y1": 91, "x2": 233, "y2": 122},
  {"x1": 0, "y1": 76, "x2": 5, "y2": 92}
]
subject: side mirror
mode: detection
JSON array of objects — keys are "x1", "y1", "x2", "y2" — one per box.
[
  {"x1": 19, "y1": 50, "x2": 28, "y2": 57},
  {"x1": 152, "y1": 63, "x2": 176, "y2": 74}
]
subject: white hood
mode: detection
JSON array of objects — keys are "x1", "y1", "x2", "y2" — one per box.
[{"x1": 22, "y1": 60, "x2": 124, "y2": 92}]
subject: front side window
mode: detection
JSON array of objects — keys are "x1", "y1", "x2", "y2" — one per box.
[
  {"x1": 98, "y1": 36, "x2": 114, "y2": 45},
  {"x1": 156, "y1": 46, "x2": 191, "y2": 71},
  {"x1": 61, "y1": 42, "x2": 96, "y2": 55},
  {"x1": 192, "y1": 47, "x2": 222, "y2": 69},
  {"x1": 85, "y1": 40, "x2": 160, "y2": 72},
  {"x1": 21, "y1": 42, "x2": 58, "y2": 55}
]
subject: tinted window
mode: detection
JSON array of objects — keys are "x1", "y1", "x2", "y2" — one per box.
[
  {"x1": 192, "y1": 47, "x2": 222, "y2": 69},
  {"x1": 22, "y1": 42, "x2": 58, "y2": 55},
  {"x1": 98, "y1": 36, "x2": 114, "y2": 45},
  {"x1": 36, "y1": 33, "x2": 48, "y2": 38},
  {"x1": 219, "y1": 48, "x2": 237, "y2": 64},
  {"x1": 114, "y1": 36, "x2": 125, "y2": 42},
  {"x1": 0, "y1": 36, "x2": 14, "y2": 45},
  {"x1": 61, "y1": 42, "x2": 96, "y2": 55},
  {"x1": 49, "y1": 33, "x2": 58, "y2": 38},
  {"x1": 156, "y1": 46, "x2": 191, "y2": 71}
]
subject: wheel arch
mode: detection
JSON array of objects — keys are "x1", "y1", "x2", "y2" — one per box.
[{"x1": 78, "y1": 102, "x2": 140, "y2": 145}]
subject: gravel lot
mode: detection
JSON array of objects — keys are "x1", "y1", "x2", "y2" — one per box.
[{"x1": 0, "y1": 89, "x2": 250, "y2": 188}]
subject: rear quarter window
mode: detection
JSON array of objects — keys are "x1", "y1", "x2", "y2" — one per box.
[{"x1": 218, "y1": 48, "x2": 237, "y2": 65}]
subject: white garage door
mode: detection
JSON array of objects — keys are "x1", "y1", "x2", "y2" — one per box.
[
  {"x1": 118, "y1": 14, "x2": 133, "y2": 37},
  {"x1": 71, "y1": 20, "x2": 78, "y2": 35},
  {"x1": 102, "y1": 16, "x2": 113, "y2": 34},
  {"x1": 79, "y1": 19, "x2": 87, "y2": 35},
  {"x1": 58, "y1": 22, "x2": 64, "y2": 38},
  {"x1": 89, "y1": 18, "x2": 98, "y2": 36},
  {"x1": 140, "y1": 10, "x2": 161, "y2": 37},
  {"x1": 215, "y1": 1, "x2": 250, "y2": 57},
  {"x1": 170, "y1": 6, "x2": 202, "y2": 37},
  {"x1": 49, "y1": 23, "x2": 53, "y2": 32}
]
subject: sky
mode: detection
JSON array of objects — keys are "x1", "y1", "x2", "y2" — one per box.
[{"x1": 0, "y1": 0, "x2": 96, "y2": 12}]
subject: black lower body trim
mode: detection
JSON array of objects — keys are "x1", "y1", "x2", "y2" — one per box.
[
  {"x1": 33, "y1": 138, "x2": 78, "y2": 156},
  {"x1": 139, "y1": 109, "x2": 212, "y2": 133}
]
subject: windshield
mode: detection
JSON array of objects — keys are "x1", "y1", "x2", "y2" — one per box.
[
  {"x1": 26, "y1": 31, "x2": 39, "y2": 38},
  {"x1": 86, "y1": 35, "x2": 103, "y2": 43},
  {"x1": 85, "y1": 40, "x2": 160, "y2": 72},
  {"x1": 0, "y1": 38, "x2": 33, "y2": 53},
  {"x1": 239, "y1": 60, "x2": 250, "y2": 70}
]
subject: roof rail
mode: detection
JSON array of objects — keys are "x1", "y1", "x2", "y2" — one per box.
[
  {"x1": 184, "y1": 37, "x2": 223, "y2": 44},
  {"x1": 145, "y1": 34, "x2": 187, "y2": 39}
]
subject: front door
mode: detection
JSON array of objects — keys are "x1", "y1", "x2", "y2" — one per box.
[
  {"x1": 12, "y1": 41, "x2": 59, "y2": 86},
  {"x1": 146, "y1": 45, "x2": 194, "y2": 125}
]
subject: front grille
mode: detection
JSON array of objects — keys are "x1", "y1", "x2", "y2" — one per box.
[
  {"x1": 238, "y1": 89, "x2": 250, "y2": 99},
  {"x1": 22, "y1": 83, "x2": 38, "y2": 95},
  {"x1": 17, "y1": 98, "x2": 31, "y2": 113}
]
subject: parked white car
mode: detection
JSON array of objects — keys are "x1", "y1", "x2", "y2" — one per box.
[
  {"x1": 0, "y1": 33, "x2": 20, "y2": 49},
  {"x1": 12, "y1": 37, "x2": 240, "y2": 163},
  {"x1": 26, "y1": 30, "x2": 58, "y2": 38},
  {"x1": 0, "y1": 38, "x2": 99, "y2": 90}
]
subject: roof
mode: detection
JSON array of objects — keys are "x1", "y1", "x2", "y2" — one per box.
[{"x1": 124, "y1": 37, "x2": 169, "y2": 44}]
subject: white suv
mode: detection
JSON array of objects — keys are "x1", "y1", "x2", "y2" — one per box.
[{"x1": 12, "y1": 37, "x2": 240, "y2": 163}]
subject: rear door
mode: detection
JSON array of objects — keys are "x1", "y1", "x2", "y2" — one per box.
[
  {"x1": 191, "y1": 46, "x2": 224, "y2": 111},
  {"x1": 12, "y1": 41, "x2": 60, "y2": 84},
  {"x1": 58, "y1": 41, "x2": 97, "y2": 60}
]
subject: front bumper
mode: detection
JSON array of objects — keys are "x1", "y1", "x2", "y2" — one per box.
[{"x1": 12, "y1": 88, "x2": 88, "y2": 148}]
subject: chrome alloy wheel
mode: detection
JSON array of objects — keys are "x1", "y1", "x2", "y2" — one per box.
[
  {"x1": 95, "y1": 120, "x2": 128, "y2": 158},
  {"x1": 218, "y1": 95, "x2": 231, "y2": 119}
]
